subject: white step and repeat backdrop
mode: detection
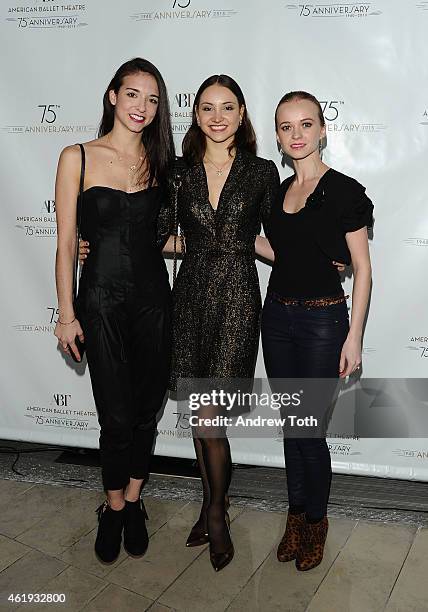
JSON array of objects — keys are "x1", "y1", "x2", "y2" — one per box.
[{"x1": 1, "y1": 0, "x2": 427, "y2": 480}]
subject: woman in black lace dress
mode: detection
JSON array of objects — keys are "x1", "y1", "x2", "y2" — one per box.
[{"x1": 159, "y1": 75, "x2": 279, "y2": 571}]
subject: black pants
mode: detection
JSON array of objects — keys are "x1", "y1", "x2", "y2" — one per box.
[
  {"x1": 78, "y1": 285, "x2": 171, "y2": 491},
  {"x1": 261, "y1": 295, "x2": 349, "y2": 520}
]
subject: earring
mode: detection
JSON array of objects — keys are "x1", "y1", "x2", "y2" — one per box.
[
  {"x1": 239, "y1": 118, "x2": 242, "y2": 126},
  {"x1": 318, "y1": 139, "x2": 322, "y2": 153}
]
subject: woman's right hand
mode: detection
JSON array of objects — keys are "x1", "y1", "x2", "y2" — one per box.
[
  {"x1": 54, "y1": 318, "x2": 85, "y2": 362},
  {"x1": 79, "y1": 239, "x2": 90, "y2": 264}
]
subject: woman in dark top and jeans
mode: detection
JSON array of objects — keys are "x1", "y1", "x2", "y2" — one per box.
[{"x1": 259, "y1": 91, "x2": 373, "y2": 571}]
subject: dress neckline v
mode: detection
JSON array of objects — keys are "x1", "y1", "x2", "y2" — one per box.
[{"x1": 200, "y1": 149, "x2": 240, "y2": 213}]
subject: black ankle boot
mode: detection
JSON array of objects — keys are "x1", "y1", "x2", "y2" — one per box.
[
  {"x1": 94, "y1": 501, "x2": 125, "y2": 563},
  {"x1": 123, "y1": 498, "x2": 149, "y2": 557}
]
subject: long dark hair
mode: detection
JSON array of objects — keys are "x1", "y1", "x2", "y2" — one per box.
[
  {"x1": 182, "y1": 74, "x2": 257, "y2": 166},
  {"x1": 275, "y1": 91, "x2": 325, "y2": 129},
  {"x1": 98, "y1": 58, "x2": 175, "y2": 187}
]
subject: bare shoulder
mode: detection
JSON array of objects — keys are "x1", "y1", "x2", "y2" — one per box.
[
  {"x1": 58, "y1": 137, "x2": 107, "y2": 173},
  {"x1": 83, "y1": 136, "x2": 109, "y2": 154},
  {"x1": 60, "y1": 136, "x2": 106, "y2": 158},
  {"x1": 56, "y1": 145, "x2": 81, "y2": 185},
  {"x1": 59, "y1": 143, "x2": 81, "y2": 163},
  {"x1": 83, "y1": 136, "x2": 106, "y2": 148}
]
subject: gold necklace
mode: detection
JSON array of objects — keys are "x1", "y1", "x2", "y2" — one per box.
[
  {"x1": 204, "y1": 155, "x2": 233, "y2": 176},
  {"x1": 107, "y1": 135, "x2": 144, "y2": 173}
]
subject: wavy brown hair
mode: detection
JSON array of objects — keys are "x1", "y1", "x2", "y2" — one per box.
[
  {"x1": 182, "y1": 74, "x2": 257, "y2": 166},
  {"x1": 98, "y1": 58, "x2": 175, "y2": 187}
]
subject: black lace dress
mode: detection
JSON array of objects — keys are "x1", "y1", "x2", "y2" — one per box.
[{"x1": 158, "y1": 149, "x2": 280, "y2": 390}]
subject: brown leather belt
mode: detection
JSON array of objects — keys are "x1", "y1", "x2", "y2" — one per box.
[{"x1": 268, "y1": 290, "x2": 349, "y2": 308}]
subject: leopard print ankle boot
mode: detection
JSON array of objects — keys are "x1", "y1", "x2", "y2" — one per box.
[
  {"x1": 296, "y1": 516, "x2": 328, "y2": 571},
  {"x1": 277, "y1": 512, "x2": 305, "y2": 562}
]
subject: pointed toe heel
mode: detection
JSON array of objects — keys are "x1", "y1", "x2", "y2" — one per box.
[
  {"x1": 185, "y1": 525, "x2": 209, "y2": 547},
  {"x1": 185, "y1": 511, "x2": 209, "y2": 547},
  {"x1": 208, "y1": 513, "x2": 234, "y2": 572},
  {"x1": 210, "y1": 543, "x2": 234, "y2": 572}
]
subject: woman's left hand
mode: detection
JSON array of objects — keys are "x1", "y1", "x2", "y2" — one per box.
[
  {"x1": 339, "y1": 335, "x2": 362, "y2": 378},
  {"x1": 332, "y1": 260, "x2": 346, "y2": 272}
]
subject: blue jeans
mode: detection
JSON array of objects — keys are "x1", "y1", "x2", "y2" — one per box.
[{"x1": 261, "y1": 295, "x2": 349, "y2": 519}]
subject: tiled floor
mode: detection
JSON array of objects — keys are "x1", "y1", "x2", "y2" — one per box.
[{"x1": 0, "y1": 479, "x2": 427, "y2": 612}]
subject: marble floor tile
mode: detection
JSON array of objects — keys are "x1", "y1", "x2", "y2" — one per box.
[
  {"x1": 0, "y1": 484, "x2": 93, "y2": 538},
  {"x1": 0, "y1": 479, "x2": 34, "y2": 504},
  {"x1": 82, "y1": 583, "x2": 154, "y2": 611},
  {"x1": 0, "y1": 550, "x2": 67, "y2": 610},
  {"x1": 140, "y1": 497, "x2": 192, "y2": 537},
  {"x1": 16, "y1": 566, "x2": 106, "y2": 612},
  {"x1": 158, "y1": 508, "x2": 282, "y2": 612},
  {"x1": 306, "y1": 520, "x2": 415, "y2": 612},
  {"x1": 227, "y1": 516, "x2": 356, "y2": 612},
  {"x1": 385, "y1": 527, "x2": 428, "y2": 612},
  {"x1": 0, "y1": 534, "x2": 31, "y2": 572},
  {"x1": 16, "y1": 490, "x2": 104, "y2": 556}
]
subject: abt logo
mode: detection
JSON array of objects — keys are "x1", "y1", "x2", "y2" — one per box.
[
  {"x1": 54, "y1": 393, "x2": 71, "y2": 407},
  {"x1": 173, "y1": 0, "x2": 191, "y2": 7},
  {"x1": 42, "y1": 200, "x2": 55, "y2": 214},
  {"x1": 175, "y1": 93, "x2": 195, "y2": 108}
]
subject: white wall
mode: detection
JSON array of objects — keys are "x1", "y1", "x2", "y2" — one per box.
[{"x1": 1, "y1": 0, "x2": 427, "y2": 479}]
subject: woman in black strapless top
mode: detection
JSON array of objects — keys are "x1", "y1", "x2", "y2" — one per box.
[{"x1": 54, "y1": 58, "x2": 175, "y2": 563}]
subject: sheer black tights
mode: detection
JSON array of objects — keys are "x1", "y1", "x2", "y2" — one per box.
[{"x1": 192, "y1": 416, "x2": 232, "y2": 552}]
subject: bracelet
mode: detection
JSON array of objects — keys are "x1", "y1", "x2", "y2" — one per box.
[{"x1": 57, "y1": 317, "x2": 76, "y2": 325}]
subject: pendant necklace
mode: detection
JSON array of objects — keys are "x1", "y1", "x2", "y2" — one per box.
[
  {"x1": 107, "y1": 135, "x2": 144, "y2": 173},
  {"x1": 204, "y1": 155, "x2": 233, "y2": 176}
]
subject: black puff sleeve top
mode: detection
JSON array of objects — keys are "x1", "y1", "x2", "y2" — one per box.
[{"x1": 267, "y1": 168, "x2": 374, "y2": 299}]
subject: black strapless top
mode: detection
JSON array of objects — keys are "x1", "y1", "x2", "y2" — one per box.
[{"x1": 78, "y1": 186, "x2": 170, "y2": 298}]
